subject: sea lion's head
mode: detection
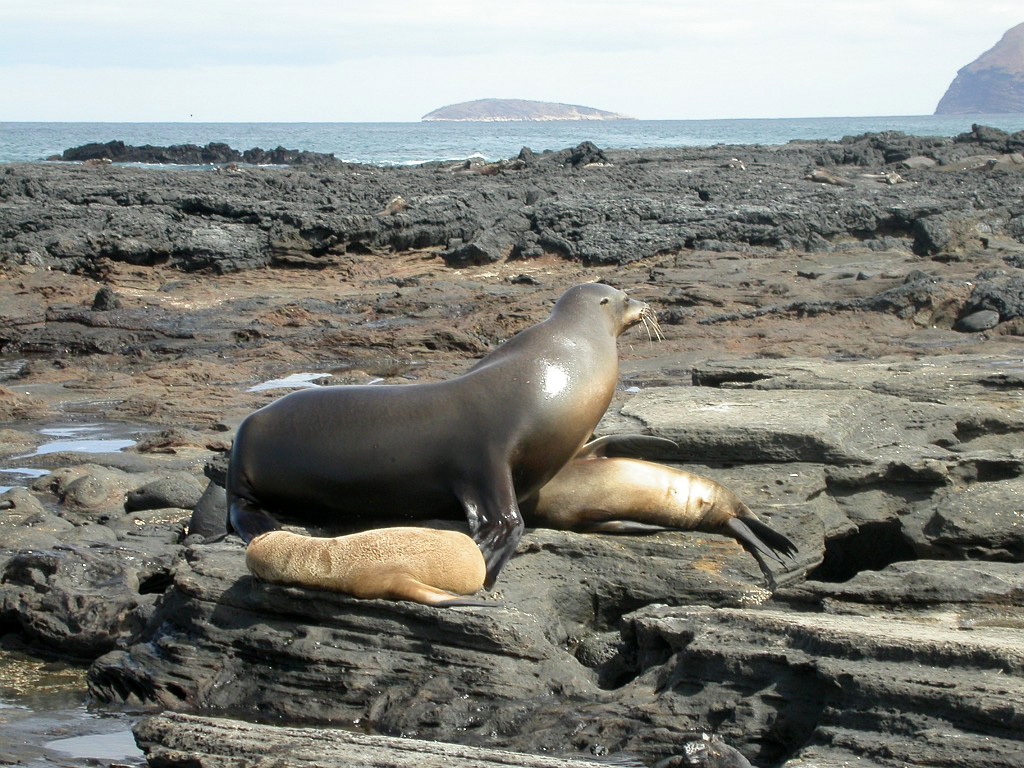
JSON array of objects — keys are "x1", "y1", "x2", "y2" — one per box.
[{"x1": 554, "y1": 282, "x2": 661, "y2": 339}]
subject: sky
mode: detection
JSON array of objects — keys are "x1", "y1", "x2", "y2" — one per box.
[{"x1": 1, "y1": 1, "x2": 1022, "y2": 122}]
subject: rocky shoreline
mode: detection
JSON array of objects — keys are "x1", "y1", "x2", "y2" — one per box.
[
  {"x1": 49, "y1": 139, "x2": 344, "y2": 167},
  {"x1": 2, "y1": 127, "x2": 1024, "y2": 767}
]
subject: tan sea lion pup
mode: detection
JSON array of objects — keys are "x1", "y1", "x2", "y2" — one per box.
[
  {"x1": 525, "y1": 435, "x2": 798, "y2": 584},
  {"x1": 246, "y1": 528, "x2": 487, "y2": 607}
]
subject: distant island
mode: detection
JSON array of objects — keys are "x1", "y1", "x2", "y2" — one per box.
[
  {"x1": 935, "y1": 21, "x2": 1024, "y2": 114},
  {"x1": 422, "y1": 98, "x2": 633, "y2": 122}
]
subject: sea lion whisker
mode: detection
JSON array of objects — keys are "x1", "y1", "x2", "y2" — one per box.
[
  {"x1": 640, "y1": 315, "x2": 654, "y2": 343},
  {"x1": 640, "y1": 306, "x2": 664, "y2": 341},
  {"x1": 637, "y1": 311, "x2": 663, "y2": 344}
]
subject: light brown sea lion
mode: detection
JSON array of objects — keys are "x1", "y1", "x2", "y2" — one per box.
[
  {"x1": 224, "y1": 283, "x2": 660, "y2": 588},
  {"x1": 524, "y1": 435, "x2": 797, "y2": 583},
  {"x1": 245, "y1": 528, "x2": 487, "y2": 607}
]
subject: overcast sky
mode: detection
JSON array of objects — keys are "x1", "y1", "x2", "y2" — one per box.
[{"x1": 1, "y1": 1, "x2": 1021, "y2": 122}]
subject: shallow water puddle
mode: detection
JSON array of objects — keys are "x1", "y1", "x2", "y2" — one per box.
[
  {"x1": 18, "y1": 424, "x2": 138, "y2": 458},
  {"x1": 0, "y1": 648, "x2": 144, "y2": 767},
  {"x1": 0, "y1": 467, "x2": 51, "y2": 478},
  {"x1": 0, "y1": 467, "x2": 51, "y2": 494},
  {"x1": 31, "y1": 437, "x2": 137, "y2": 456},
  {"x1": 44, "y1": 728, "x2": 143, "y2": 761},
  {"x1": 247, "y1": 372, "x2": 332, "y2": 392},
  {"x1": 0, "y1": 704, "x2": 144, "y2": 767}
]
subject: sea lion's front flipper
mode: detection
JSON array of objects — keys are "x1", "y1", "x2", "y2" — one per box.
[
  {"x1": 387, "y1": 576, "x2": 495, "y2": 608},
  {"x1": 575, "y1": 434, "x2": 679, "y2": 460},
  {"x1": 458, "y1": 466, "x2": 524, "y2": 590},
  {"x1": 578, "y1": 520, "x2": 670, "y2": 534}
]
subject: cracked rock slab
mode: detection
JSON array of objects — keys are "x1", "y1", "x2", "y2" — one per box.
[
  {"x1": 616, "y1": 386, "x2": 964, "y2": 465},
  {"x1": 133, "y1": 712, "x2": 617, "y2": 768}
]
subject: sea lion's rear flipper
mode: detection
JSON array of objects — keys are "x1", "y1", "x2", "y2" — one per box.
[
  {"x1": 575, "y1": 434, "x2": 678, "y2": 460},
  {"x1": 458, "y1": 465, "x2": 524, "y2": 590},
  {"x1": 228, "y1": 496, "x2": 282, "y2": 543},
  {"x1": 724, "y1": 517, "x2": 798, "y2": 570}
]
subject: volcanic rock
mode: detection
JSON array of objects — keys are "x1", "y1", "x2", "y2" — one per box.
[
  {"x1": 53, "y1": 140, "x2": 339, "y2": 167},
  {"x1": 3, "y1": 135, "x2": 1024, "y2": 767}
]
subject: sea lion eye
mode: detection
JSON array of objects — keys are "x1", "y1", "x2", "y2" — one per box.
[{"x1": 600, "y1": 297, "x2": 609, "y2": 305}]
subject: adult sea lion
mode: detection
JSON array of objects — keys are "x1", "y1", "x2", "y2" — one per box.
[
  {"x1": 524, "y1": 435, "x2": 798, "y2": 583},
  {"x1": 227, "y1": 283, "x2": 657, "y2": 588},
  {"x1": 246, "y1": 528, "x2": 486, "y2": 606}
]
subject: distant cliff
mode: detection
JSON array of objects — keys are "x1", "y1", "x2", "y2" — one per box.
[
  {"x1": 422, "y1": 98, "x2": 633, "y2": 122},
  {"x1": 935, "y1": 22, "x2": 1024, "y2": 114}
]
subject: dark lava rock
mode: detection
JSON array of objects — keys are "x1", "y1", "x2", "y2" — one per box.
[
  {"x1": 91, "y1": 286, "x2": 121, "y2": 311},
  {"x1": 133, "y1": 712, "x2": 617, "y2": 768},
  {"x1": 1, "y1": 541, "x2": 179, "y2": 657},
  {"x1": 125, "y1": 474, "x2": 205, "y2": 513},
  {"x1": 954, "y1": 124, "x2": 1024, "y2": 154},
  {"x1": 659, "y1": 733, "x2": 754, "y2": 768},
  {"x1": 566, "y1": 141, "x2": 608, "y2": 167},
  {"x1": 442, "y1": 230, "x2": 513, "y2": 266},
  {"x1": 954, "y1": 308, "x2": 1001, "y2": 332},
  {"x1": 6, "y1": 130, "x2": 1024, "y2": 279},
  {"x1": 59, "y1": 141, "x2": 243, "y2": 165},
  {"x1": 240, "y1": 146, "x2": 339, "y2": 167},
  {"x1": 56, "y1": 140, "x2": 339, "y2": 167},
  {"x1": 963, "y1": 273, "x2": 1024, "y2": 320}
]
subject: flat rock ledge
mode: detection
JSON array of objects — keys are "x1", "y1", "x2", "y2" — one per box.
[
  {"x1": 131, "y1": 587, "x2": 1024, "y2": 768},
  {"x1": 134, "y1": 712, "x2": 615, "y2": 768}
]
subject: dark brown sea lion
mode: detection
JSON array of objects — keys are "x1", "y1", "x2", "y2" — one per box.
[
  {"x1": 226, "y1": 283, "x2": 657, "y2": 588},
  {"x1": 245, "y1": 528, "x2": 486, "y2": 606},
  {"x1": 525, "y1": 435, "x2": 798, "y2": 583}
]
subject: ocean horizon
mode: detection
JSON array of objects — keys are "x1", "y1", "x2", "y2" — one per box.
[{"x1": 3, "y1": 114, "x2": 1024, "y2": 167}]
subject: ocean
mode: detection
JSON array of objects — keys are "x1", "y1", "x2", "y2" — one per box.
[{"x1": 3, "y1": 114, "x2": 1024, "y2": 166}]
